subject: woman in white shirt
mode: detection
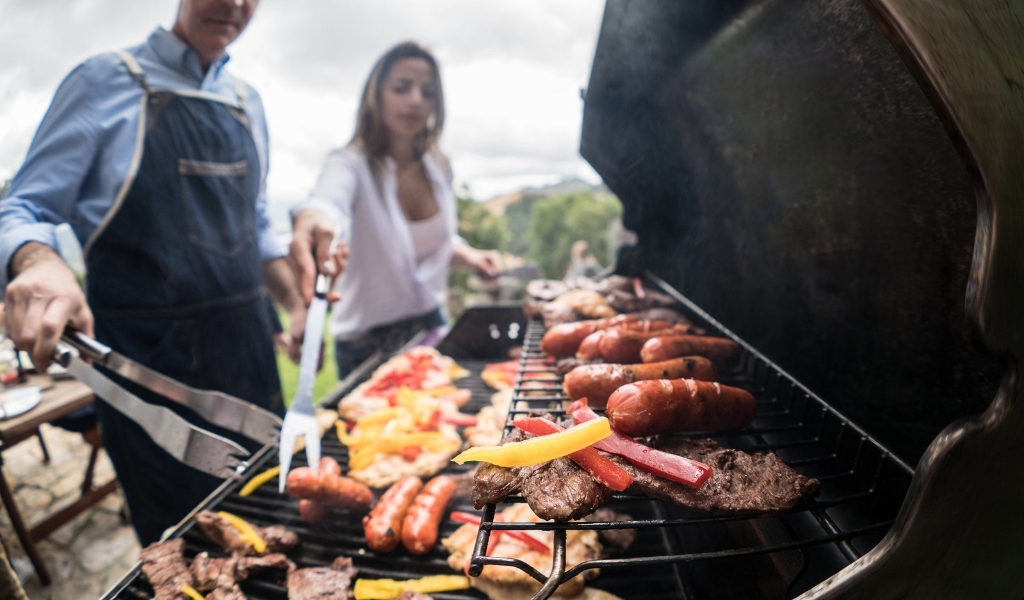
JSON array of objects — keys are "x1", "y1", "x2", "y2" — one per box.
[{"x1": 291, "y1": 41, "x2": 501, "y2": 376}]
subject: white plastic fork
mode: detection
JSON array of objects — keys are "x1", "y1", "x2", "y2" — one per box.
[{"x1": 278, "y1": 273, "x2": 329, "y2": 493}]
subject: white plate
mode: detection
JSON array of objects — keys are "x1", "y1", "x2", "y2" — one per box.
[{"x1": 0, "y1": 386, "x2": 42, "y2": 419}]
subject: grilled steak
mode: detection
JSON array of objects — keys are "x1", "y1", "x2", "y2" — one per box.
[
  {"x1": 633, "y1": 437, "x2": 820, "y2": 513},
  {"x1": 190, "y1": 552, "x2": 295, "y2": 597},
  {"x1": 473, "y1": 431, "x2": 818, "y2": 519},
  {"x1": 195, "y1": 510, "x2": 300, "y2": 556},
  {"x1": 583, "y1": 509, "x2": 637, "y2": 551},
  {"x1": 287, "y1": 556, "x2": 359, "y2": 600},
  {"x1": 140, "y1": 539, "x2": 193, "y2": 600}
]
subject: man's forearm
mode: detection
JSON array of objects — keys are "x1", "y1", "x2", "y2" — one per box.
[{"x1": 262, "y1": 257, "x2": 303, "y2": 313}]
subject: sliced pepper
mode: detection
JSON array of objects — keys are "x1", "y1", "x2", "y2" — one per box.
[
  {"x1": 569, "y1": 400, "x2": 713, "y2": 488},
  {"x1": 512, "y1": 417, "x2": 634, "y2": 491},
  {"x1": 451, "y1": 417, "x2": 612, "y2": 467},
  {"x1": 181, "y1": 584, "x2": 206, "y2": 600},
  {"x1": 441, "y1": 411, "x2": 478, "y2": 427},
  {"x1": 450, "y1": 511, "x2": 551, "y2": 554},
  {"x1": 353, "y1": 574, "x2": 471, "y2": 599},
  {"x1": 216, "y1": 511, "x2": 267, "y2": 554},
  {"x1": 238, "y1": 466, "x2": 280, "y2": 497}
]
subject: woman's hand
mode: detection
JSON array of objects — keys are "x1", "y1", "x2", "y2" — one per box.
[
  {"x1": 4, "y1": 242, "x2": 94, "y2": 370},
  {"x1": 452, "y1": 245, "x2": 503, "y2": 279},
  {"x1": 290, "y1": 209, "x2": 349, "y2": 304}
]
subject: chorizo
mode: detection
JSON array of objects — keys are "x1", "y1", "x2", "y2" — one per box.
[
  {"x1": 298, "y1": 499, "x2": 329, "y2": 524},
  {"x1": 363, "y1": 476, "x2": 423, "y2": 553},
  {"x1": 595, "y1": 325, "x2": 694, "y2": 363},
  {"x1": 606, "y1": 379, "x2": 756, "y2": 436},
  {"x1": 640, "y1": 335, "x2": 741, "y2": 364},
  {"x1": 400, "y1": 475, "x2": 457, "y2": 555},
  {"x1": 563, "y1": 357, "x2": 717, "y2": 408},
  {"x1": 286, "y1": 457, "x2": 373, "y2": 512},
  {"x1": 540, "y1": 315, "x2": 681, "y2": 357}
]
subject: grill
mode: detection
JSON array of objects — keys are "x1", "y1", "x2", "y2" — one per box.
[
  {"x1": 101, "y1": 0, "x2": 1024, "y2": 596},
  {"x1": 466, "y1": 278, "x2": 912, "y2": 599}
]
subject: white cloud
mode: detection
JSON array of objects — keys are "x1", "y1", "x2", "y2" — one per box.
[{"x1": 0, "y1": 0, "x2": 606, "y2": 203}]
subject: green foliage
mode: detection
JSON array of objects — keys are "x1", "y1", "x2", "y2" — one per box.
[
  {"x1": 526, "y1": 192, "x2": 622, "y2": 279},
  {"x1": 276, "y1": 309, "x2": 338, "y2": 408},
  {"x1": 503, "y1": 194, "x2": 542, "y2": 256},
  {"x1": 456, "y1": 196, "x2": 508, "y2": 251}
]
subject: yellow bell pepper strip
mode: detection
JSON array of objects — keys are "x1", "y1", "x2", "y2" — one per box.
[
  {"x1": 181, "y1": 584, "x2": 206, "y2": 600},
  {"x1": 216, "y1": 511, "x2": 267, "y2": 554},
  {"x1": 512, "y1": 417, "x2": 634, "y2": 491},
  {"x1": 238, "y1": 466, "x2": 280, "y2": 497},
  {"x1": 353, "y1": 574, "x2": 471, "y2": 599},
  {"x1": 451, "y1": 417, "x2": 612, "y2": 467}
]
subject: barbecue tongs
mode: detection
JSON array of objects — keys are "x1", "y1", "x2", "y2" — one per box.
[{"x1": 53, "y1": 330, "x2": 283, "y2": 479}]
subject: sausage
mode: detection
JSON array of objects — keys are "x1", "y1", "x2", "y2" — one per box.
[
  {"x1": 596, "y1": 325, "x2": 694, "y2": 363},
  {"x1": 299, "y1": 499, "x2": 329, "y2": 524},
  {"x1": 640, "y1": 335, "x2": 741, "y2": 364},
  {"x1": 286, "y1": 457, "x2": 374, "y2": 512},
  {"x1": 540, "y1": 315, "x2": 680, "y2": 357},
  {"x1": 400, "y1": 475, "x2": 456, "y2": 555},
  {"x1": 606, "y1": 379, "x2": 756, "y2": 436},
  {"x1": 563, "y1": 357, "x2": 717, "y2": 408},
  {"x1": 362, "y1": 476, "x2": 423, "y2": 553},
  {"x1": 575, "y1": 330, "x2": 605, "y2": 360}
]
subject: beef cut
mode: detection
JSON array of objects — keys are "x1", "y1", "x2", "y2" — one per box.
[
  {"x1": 140, "y1": 539, "x2": 193, "y2": 600},
  {"x1": 195, "y1": 510, "x2": 300, "y2": 556},
  {"x1": 287, "y1": 556, "x2": 359, "y2": 600}
]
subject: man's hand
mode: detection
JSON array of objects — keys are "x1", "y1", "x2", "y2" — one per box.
[
  {"x1": 290, "y1": 209, "x2": 348, "y2": 305},
  {"x1": 452, "y1": 245, "x2": 503, "y2": 280},
  {"x1": 4, "y1": 242, "x2": 93, "y2": 370}
]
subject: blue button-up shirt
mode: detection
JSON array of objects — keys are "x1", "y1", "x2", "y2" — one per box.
[{"x1": 0, "y1": 27, "x2": 283, "y2": 291}]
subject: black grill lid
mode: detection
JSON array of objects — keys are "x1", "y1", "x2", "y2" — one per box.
[{"x1": 579, "y1": 0, "x2": 1003, "y2": 464}]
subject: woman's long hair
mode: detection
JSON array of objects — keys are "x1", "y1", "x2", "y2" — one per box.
[{"x1": 350, "y1": 41, "x2": 447, "y2": 182}]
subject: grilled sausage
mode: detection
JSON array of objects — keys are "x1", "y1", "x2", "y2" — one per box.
[
  {"x1": 540, "y1": 315, "x2": 680, "y2": 357},
  {"x1": 286, "y1": 457, "x2": 374, "y2": 512},
  {"x1": 563, "y1": 357, "x2": 717, "y2": 408},
  {"x1": 363, "y1": 476, "x2": 423, "y2": 553},
  {"x1": 400, "y1": 475, "x2": 456, "y2": 555},
  {"x1": 606, "y1": 379, "x2": 756, "y2": 436},
  {"x1": 640, "y1": 335, "x2": 741, "y2": 364},
  {"x1": 299, "y1": 499, "x2": 329, "y2": 524},
  {"x1": 596, "y1": 326, "x2": 696, "y2": 363}
]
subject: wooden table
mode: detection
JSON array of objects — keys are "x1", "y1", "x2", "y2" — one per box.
[{"x1": 0, "y1": 375, "x2": 118, "y2": 586}]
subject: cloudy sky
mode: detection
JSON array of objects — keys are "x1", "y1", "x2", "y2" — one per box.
[{"x1": 0, "y1": 0, "x2": 606, "y2": 206}]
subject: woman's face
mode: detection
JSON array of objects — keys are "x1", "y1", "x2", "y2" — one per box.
[{"x1": 380, "y1": 58, "x2": 437, "y2": 142}]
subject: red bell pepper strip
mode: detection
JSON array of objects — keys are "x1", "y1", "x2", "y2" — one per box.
[
  {"x1": 450, "y1": 512, "x2": 551, "y2": 554},
  {"x1": 568, "y1": 399, "x2": 713, "y2": 488},
  {"x1": 511, "y1": 418, "x2": 634, "y2": 491}
]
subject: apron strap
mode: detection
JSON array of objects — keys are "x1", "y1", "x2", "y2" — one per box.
[{"x1": 114, "y1": 50, "x2": 151, "y2": 94}]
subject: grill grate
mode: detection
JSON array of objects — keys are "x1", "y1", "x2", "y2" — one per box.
[{"x1": 467, "y1": 281, "x2": 914, "y2": 600}]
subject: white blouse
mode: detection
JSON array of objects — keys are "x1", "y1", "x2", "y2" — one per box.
[{"x1": 292, "y1": 146, "x2": 462, "y2": 340}]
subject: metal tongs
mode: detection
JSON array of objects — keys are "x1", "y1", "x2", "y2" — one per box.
[{"x1": 53, "y1": 330, "x2": 283, "y2": 479}]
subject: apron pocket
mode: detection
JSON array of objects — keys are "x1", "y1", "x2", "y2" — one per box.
[{"x1": 179, "y1": 158, "x2": 255, "y2": 257}]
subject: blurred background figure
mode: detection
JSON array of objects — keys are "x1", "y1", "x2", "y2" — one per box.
[{"x1": 566, "y1": 240, "x2": 602, "y2": 279}]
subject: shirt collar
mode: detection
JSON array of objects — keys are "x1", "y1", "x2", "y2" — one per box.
[{"x1": 147, "y1": 26, "x2": 231, "y2": 84}]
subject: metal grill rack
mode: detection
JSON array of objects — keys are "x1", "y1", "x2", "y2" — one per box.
[{"x1": 467, "y1": 281, "x2": 915, "y2": 600}]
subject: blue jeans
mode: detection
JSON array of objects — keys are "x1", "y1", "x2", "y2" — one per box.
[{"x1": 335, "y1": 308, "x2": 446, "y2": 379}]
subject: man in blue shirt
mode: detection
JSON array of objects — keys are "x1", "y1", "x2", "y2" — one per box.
[{"x1": 0, "y1": 0, "x2": 315, "y2": 544}]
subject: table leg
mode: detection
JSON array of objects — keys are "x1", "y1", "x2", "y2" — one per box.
[{"x1": 0, "y1": 462, "x2": 50, "y2": 586}]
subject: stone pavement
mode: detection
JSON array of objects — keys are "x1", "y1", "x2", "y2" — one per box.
[{"x1": 1, "y1": 423, "x2": 140, "y2": 600}]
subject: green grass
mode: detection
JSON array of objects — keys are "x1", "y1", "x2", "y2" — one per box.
[{"x1": 276, "y1": 309, "x2": 340, "y2": 408}]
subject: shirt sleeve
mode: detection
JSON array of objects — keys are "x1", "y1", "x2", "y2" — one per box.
[
  {"x1": 0, "y1": 61, "x2": 102, "y2": 290},
  {"x1": 244, "y1": 86, "x2": 286, "y2": 262},
  {"x1": 291, "y1": 149, "x2": 359, "y2": 244}
]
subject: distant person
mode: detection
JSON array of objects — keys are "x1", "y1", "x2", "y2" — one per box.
[
  {"x1": 290, "y1": 41, "x2": 502, "y2": 377},
  {"x1": 0, "y1": 0, "x2": 307, "y2": 544},
  {"x1": 566, "y1": 240, "x2": 602, "y2": 279}
]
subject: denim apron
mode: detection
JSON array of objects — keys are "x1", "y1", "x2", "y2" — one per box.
[{"x1": 83, "y1": 52, "x2": 283, "y2": 545}]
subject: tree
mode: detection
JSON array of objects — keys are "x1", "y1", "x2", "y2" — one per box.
[
  {"x1": 526, "y1": 192, "x2": 622, "y2": 279},
  {"x1": 456, "y1": 196, "x2": 508, "y2": 251}
]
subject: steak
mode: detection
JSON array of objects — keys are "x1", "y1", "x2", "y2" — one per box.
[
  {"x1": 190, "y1": 552, "x2": 295, "y2": 598},
  {"x1": 287, "y1": 556, "x2": 359, "y2": 600},
  {"x1": 195, "y1": 510, "x2": 300, "y2": 556},
  {"x1": 140, "y1": 539, "x2": 193, "y2": 600},
  {"x1": 472, "y1": 433, "x2": 818, "y2": 519},
  {"x1": 636, "y1": 437, "x2": 820, "y2": 513}
]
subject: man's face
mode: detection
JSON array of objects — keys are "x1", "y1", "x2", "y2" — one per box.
[{"x1": 174, "y1": 0, "x2": 257, "y2": 64}]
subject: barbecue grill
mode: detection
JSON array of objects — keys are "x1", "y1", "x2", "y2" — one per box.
[{"x1": 100, "y1": 0, "x2": 1023, "y2": 598}]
